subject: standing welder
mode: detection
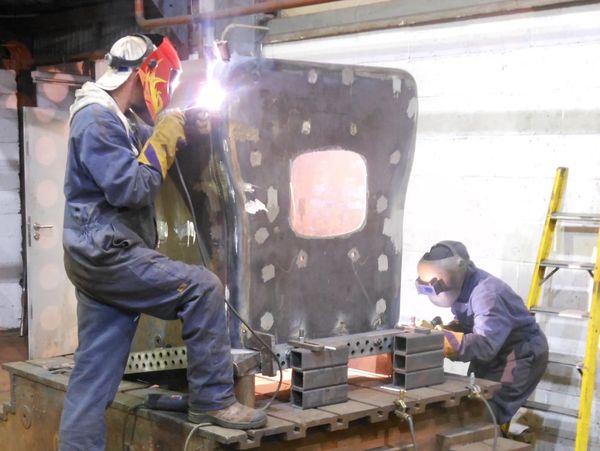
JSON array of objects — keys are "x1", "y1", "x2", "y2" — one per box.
[
  {"x1": 59, "y1": 34, "x2": 266, "y2": 451},
  {"x1": 415, "y1": 240, "x2": 548, "y2": 430}
]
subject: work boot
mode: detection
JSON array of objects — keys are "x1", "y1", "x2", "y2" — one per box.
[{"x1": 188, "y1": 401, "x2": 267, "y2": 429}]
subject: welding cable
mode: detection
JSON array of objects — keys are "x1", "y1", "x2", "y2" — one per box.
[
  {"x1": 406, "y1": 414, "x2": 418, "y2": 450},
  {"x1": 479, "y1": 396, "x2": 498, "y2": 451},
  {"x1": 467, "y1": 375, "x2": 498, "y2": 451},
  {"x1": 174, "y1": 158, "x2": 283, "y2": 411},
  {"x1": 183, "y1": 421, "x2": 211, "y2": 451},
  {"x1": 121, "y1": 402, "x2": 145, "y2": 451}
]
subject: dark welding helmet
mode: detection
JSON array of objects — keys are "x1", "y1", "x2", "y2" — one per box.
[{"x1": 415, "y1": 241, "x2": 471, "y2": 308}]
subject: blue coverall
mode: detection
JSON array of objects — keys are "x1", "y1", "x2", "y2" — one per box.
[
  {"x1": 58, "y1": 100, "x2": 235, "y2": 450},
  {"x1": 452, "y1": 267, "x2": 549, "y2": 424}
]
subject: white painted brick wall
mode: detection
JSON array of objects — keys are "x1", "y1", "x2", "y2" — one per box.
[
  {"x1": 0, "y1": 69, "x2": 22, "y2": 329},
  {"x1": 265, "y1": 4, "x2": 600, "y2": 448}
]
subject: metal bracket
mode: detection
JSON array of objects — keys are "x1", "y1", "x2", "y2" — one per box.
[
  {"x1": 394, "y1": 389, "x2": 410, "y2": 415},
  {"x1": 231, "y1": 349, "x2": 261, "y2": 377},
  {"x1": 242, "y1": 331, "x2": 277, "y2": 377}
]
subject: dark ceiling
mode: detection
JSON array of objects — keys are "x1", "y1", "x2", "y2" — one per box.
[
  {"x1": 0, "y1": 0, "x2": 180, "y2": 65},
  {"x1": 0, "y1": 0, "x2": 262, "y2": 66}
]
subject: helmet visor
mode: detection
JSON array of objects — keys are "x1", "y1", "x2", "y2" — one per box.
[
  {"x1": 416, "y1": 256, "x2": 466, "y2": 307},
  {"x1": 415, "y1": 277, "x2": 448, "y2": 296}
]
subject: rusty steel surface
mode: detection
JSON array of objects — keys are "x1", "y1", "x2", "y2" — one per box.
[{"x1": 0, "y1": 357, "x2": 515, "y2": 450}]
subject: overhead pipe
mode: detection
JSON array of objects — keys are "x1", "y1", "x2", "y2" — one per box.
[{"x1": 134, "y1": 0, "x2": 337, "y2": 29}]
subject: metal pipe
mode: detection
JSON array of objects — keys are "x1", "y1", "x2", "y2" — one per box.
[
  {"x1": 220, "y1": 23, "x2": 270, "y2": 41},
  {"x1": 134, "y1": 0, "x2": 337, "y2": 30}
]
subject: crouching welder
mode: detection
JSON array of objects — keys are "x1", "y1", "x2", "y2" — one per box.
[
  {"x1": 415, "y1": 240, "x2": 548, "y2": 429},
  {"x1": 59, "y1": 34, "x2": 266, "y2": 451}
]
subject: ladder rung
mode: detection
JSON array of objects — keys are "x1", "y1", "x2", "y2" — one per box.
[
  {"x1": 523, "y1": 400, "x2": 579, "y2": 418},
  {"x1": 530, "y1": 307, "x2": 590, "y2": 319},
  {"x1": 551, "y1": 212, "x2": 600, "y2": 224},
  {"x1": 548, "y1": 352, "x2": 584, "y2": 368},
  {"x1": 540, "y1": 259, "x2": 595, "y2": 271}
]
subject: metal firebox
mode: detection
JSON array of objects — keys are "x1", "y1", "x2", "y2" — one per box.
[
  {"x1": 180, "y1": 56, "x2": 416, "y2": 341},
  {"x1": 130, "y1": 56, "x2": 417, "y2": 370}
]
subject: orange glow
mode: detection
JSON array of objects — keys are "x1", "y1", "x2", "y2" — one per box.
[{"x1": 290, "y1": 149, "x2": 367, "y2": 238}]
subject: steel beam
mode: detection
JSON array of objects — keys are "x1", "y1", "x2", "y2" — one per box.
[
  {"x1": 265, "y1": 0, "x2": 596, "y2": 43},
  {"x1": 290, "y1": 346, "x2": 349, "y2": 371},
  {"x1": 274, "y1": 329, "x2": 399, "y2": 369},
  {"x1": 124, "y1": 347, "x2": 261, "y2": 376},
  {"x1": 393, "y1": 367, "x2": 445, "y2": 390},
  {"x1": 394, "y1": 331, "x2": 444, "y2": 355},
  {"x1": 291, "y1": 384, "x2": 348, "y2": 409},
  {"x1": 394, "y1": 349, "x2": 444, "y2": 372},
  {"x1": 292, "y1": 364, "x2": 348, "y2": 390}
]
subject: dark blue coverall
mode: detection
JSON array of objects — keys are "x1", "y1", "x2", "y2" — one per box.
[
  {"x1": 452, "y1": 267, "x2": 548, "y2": 424},
  {"x1": 58, "y1": 102, "x2": 236, "y2": 451}
]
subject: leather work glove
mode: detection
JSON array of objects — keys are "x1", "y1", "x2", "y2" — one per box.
[
  {"x1": 419, "y1": 319, "x2": 434, "y2": 329},
  {"x1": 443, "y1": 319, "x2": 464, "y2": 333},
  {"x1": 138, "y1": 110, "x2": 186, "y2": 179},
  {"x1": 435, "y1": 325, "x2": 464, "y2": 360},
  {"x1": 184, "y1": 107, "x2": 211, "y2": 136}
]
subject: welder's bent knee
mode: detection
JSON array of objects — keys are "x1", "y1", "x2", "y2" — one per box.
[{"x1": 189, "y1": 266, "x2": 225, "y2": 298}]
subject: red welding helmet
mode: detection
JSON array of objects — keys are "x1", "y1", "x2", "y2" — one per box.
[{"x1": 138, "y1": 36, "x2": 182, "y2": 122}]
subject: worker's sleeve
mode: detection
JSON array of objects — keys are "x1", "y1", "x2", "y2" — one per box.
[
  {"x1": 455, "y1": 290, "x2": 512, "y2": 363},
  {"x1": 78, "y1": 108, "x2": 162, "y2": 209}
]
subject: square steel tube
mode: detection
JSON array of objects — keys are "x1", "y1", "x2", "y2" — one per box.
[
  {"x1": 290, "y1": 346, "x2": 349, "y2": 370},
  {"x1": 291, "y1": 384, "x2": 348, "y2": 409},
  {"x1": 292, "y1": 364, "x2": 348, "y2": 390},
  {"x1": 394, "y1": 349, "x2": 444, "y2": 372},
  {"x1": 393, "y1": 367, "x2": 444, "y2": 390},
  {"x1": 394, "y1": 331, "x2": 444, "y2": 355}
]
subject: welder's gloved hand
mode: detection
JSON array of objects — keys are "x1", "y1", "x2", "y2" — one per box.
[
  {"x1": 418, "y1": 319, "x2": 434, "y2": 329},
  {"x1": 184, "y1": 107, "x2": 211, "y2": 137},
  {"x1": 435, "y1": 325, "x2": 464, "y2": 359},
  {"x1": 443, "y1": 319, "x2": 464, "y2": 333},
  {"x1": 137, "y1": 110, "x2": 186, "y2": 179}
]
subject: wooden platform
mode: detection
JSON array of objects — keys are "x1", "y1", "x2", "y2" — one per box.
[
  {"x1": 0, "y1": 355, "x2": 525, "y2": 450},
  {"x1": 0, "y1": 329, "x2": 27, "y2": 394}
]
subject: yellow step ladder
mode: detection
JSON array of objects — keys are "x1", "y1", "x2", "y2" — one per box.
[{"x1": 527, "y1": 167, "x2": 600, "y2": 451}]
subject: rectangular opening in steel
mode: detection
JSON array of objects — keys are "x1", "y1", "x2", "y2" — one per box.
[
  {"x1": 395, "y1": 335, "x2": 407, "y2": 353},
  {"x1": 292, "y1": 370, "x2": 304, "y2": 388},
  {"x1": 394, "y1": 353, "x2": 406, "y2": 370},
  {"x1": 291, "y1": 350, "x2": 303, "y2": 369},
  {"x1": 393, "y1": 372, "x2": 406, "y2": 388},
  {"x1": 291, "y1": 389, "x2": 303, "y2": 406}
]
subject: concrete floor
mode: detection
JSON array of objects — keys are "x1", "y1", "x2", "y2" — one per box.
[{"x1": 0, "y1": 329, "x2": 27, "y2": 395}]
